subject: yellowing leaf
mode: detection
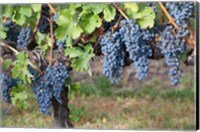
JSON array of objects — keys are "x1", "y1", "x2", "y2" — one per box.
[{"x1": 124, "y1": 3, "x2": 139, "y2": 12}]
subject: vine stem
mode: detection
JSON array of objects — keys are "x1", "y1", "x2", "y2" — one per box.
[
  {"x1": 48, "y1": 4, "x2": 56, "y2": 14},
  {"x1": 33, "y1": 19, "x2": 40, "y2": 34},
  {"x1": 112, "y1": 15, "x2": 123, "y2": 32},
  {"x1": 0, "y1": 57, "x2": 4, "y2": 64},
  {"x1": 113, "y1": 3, "x2": 129, "y2": 20},
  {"x1": 158, "y1": 2, "x2": 179, "y2": 30},
  {"x1": 0, "y1": 41, "x2": 18, "y2": 54},
  {"x1": 0, "y1": 41, "x2": 39, "y2": 71},
  {"x1": 49, "y1": 12, "x2": 54, "y2": 65}
]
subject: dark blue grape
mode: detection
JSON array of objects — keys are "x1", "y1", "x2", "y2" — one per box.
[
  {"x1": 30, "y1": 67, "x2": 53, "y2": 115},
  {"x1": 30, "y1": 64, "x2": 69, "y2": 115},
  {"x1": 55, "y1": 37, "x2": 67, "y2": 48},
  {"x1": 17, "y1": 27, "x2": 33, "y2": 48},
  {"x1": 158, "y1": 25, "x2": 186, "y2": 85},
  {"x1": 45, "y1": 63, "x2": 69, "y2": 104},
  {"x1": 100, "y1": 30, "x2": 126, "y2": 83},
  {"x1": 0, "y1": 74, "x2": 18, "y2": 103},
  {"x1": 119, "y1": 20, "x2": 154, "y2": 80},
  {"x1": 3, "y1": 20, "x2": 22, "y2": 43},
  {"x1": 38, "y1": 4, "x2": 58, "y2": 34}
]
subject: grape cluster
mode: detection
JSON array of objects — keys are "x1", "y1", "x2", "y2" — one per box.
[
  {"x1": 33, "y1": 76, "x2": 52, "y2": 115},
  {"x1": 100, "y1": 19, "x2": 156, "y2": 82},
  {"x1": 30, "y1": 67, "x2": 53, "y2": 115},
  {"x1": 0, "y1": 74, "x2": 18, "y2": 103},
  {"x1": 100, "y1": 30, "x2": 126, "y2": 83},
  {"x1": 119, "y1": 20, "x2": 154, "y2": 80},
  {"x1": 3, "y1": 20, "x2": 22, "y2": 43},
  {"x1": 159, "y1": 25, "x2": 186, "y2": 85},
  {"x1": 38, "y1": 5, "x2": 58, "y2": 34},
  {"x1": 45, "y1": 63, "x2": 69, "y2": 104},
  {"x1": 30, "y1": 64, "x2": 69, "y2": 115},
  {"x1": 157, "y1": 2, "x2": 195, "y2": 85},
  {"x1": 166, "y1": 2, "x2": 195, "y2": 37},
  {"x1": 17, "y1": 27, "x2": 33, "y2": 48}
]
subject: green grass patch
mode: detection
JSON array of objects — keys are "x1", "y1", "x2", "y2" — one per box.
[{"x1": 79, "y1": 76, "x2": 113, "y2": 97}]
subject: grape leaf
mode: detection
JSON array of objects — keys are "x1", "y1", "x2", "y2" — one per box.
[
  {"x1": 124, "y1": 3, "x2": 139, "y2": 12},
  {"x1": 82, "y1": 4, "x2": 106, "y2": 15},
  {"x1": 137, "y1": 7, "x2": 155, "y2": 28},
  {"x1": 10, "y1": 84, "x2": 30, "y2": 111},
  {"x1": 19, "y1": 6, "x2": 33, "y2": 17},
  {"x1": 103, "y1": 5, "x2": 116, "y2": 22},
  {"x1": 0, "y1": 26, "x2": 8, "y2": 39},
  {"x1": 56, "y1": 11, "x2": 83, "y2": 40},
  {"x1": 2, "y1": 59, "x2": 12, "y2": 69},
  {"x1": 83, "y1": 14, "x2": 102, "y2": 34},
  {"x1": 70, "y1": 23, "x2": 83, "y2": 39},
  {"x1": 31, "y1": 4, "x2": 41, "y2": 12},
  {"x1": 65, "y1": 78, "x2": 80, "y2": 96},
  {"x1": 14, "y1": 12, "x2": 26, "y2": 25},
  {"x1": 65, "y1": 44, "x2": 94, "y2": 76},
  {"x1": 2, "y1": 5, "x2": 14, "y2": 17},
  {"x1": 12, "y1": 52, "x2": 33, "y2": 84}
]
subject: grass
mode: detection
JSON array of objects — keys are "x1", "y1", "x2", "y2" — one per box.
[{"x1": 2, "y1": 75, "x2": 196, "y2": 129}]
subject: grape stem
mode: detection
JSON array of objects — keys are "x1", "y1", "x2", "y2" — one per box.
[
  {"x1": 112, "y1": 14, "x2": 123, "y2": 33},
  {"x1": 0, "y1": 57, "x2": 4, "y2": 64},
  {"x1": 158, "y1": 2, "x2": 179, "y2": 30},
  {"x1": 33, "y1": 19, "x2": 40, "y2": 34},
  {"x1": 49, "y1": 12, "x2": 54, "y2": 64},
  {"x1": 48, "y1": 4, "x2": 56, "y2": 14},
  {"x1": 113, "y1": 3, "x2": 129, "y2": 20},
  {"x1": 0, "y1": 41, "x2": 40, "y2": 71}
]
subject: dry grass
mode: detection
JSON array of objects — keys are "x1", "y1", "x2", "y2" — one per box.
[{"x1": 69, "y1": 96, "x2": 195, "y2": 130}]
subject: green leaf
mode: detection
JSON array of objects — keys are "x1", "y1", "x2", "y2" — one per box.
[
  {"x1": 92, "y1": 4, "x2": 107, "y2": 14},
  {"x1": 82, "y1": 4, "x2": 106, "y2": 15},
  {"x1": 2, "y1": 5, "x2": 14, "y2": 17},
  {"x1": 2, "y1": 59, "x2": 12, "y2": 69},
  {"x1": 124, "y1": 3, "x2": 139, "y2": 12},
  {"x1": 12, "y1": 52, "x2": 33, "y2": 83},
  {"x1": 19, "y1": 6, "x2": 33, "y2": 17},
  {"x1": 56, "y1": 11, "x2": 83, "y2": 40},
  {"x1": 137, "y1": 7, "x2": 155, "y2": 28},
  {"x1": 56, "y1": 26, "x2": 68, "y2": 41},
  {"x1": 70, "y1": 83, "x2": 80, "y2": 96},
  {"x1": 65, "y1": 44, "x2": 94, "y2": 75},
  {"x1": 31, "y1": 4, "x2": 41, "y2": 12},
  {"x1": 0, "y1": 26, "x2": 8, "y2": 39},
  {"x1": 70, "y1": 24, "x2": 83, "y2": 39},
  {"x1": 66, "y1": 35, "x2": 73, "y2": 47},
  {"x1": 14, "y1": 12, "x2": 26, "y2": 25},
  {"x1": 83, "y1": 14, "x2": 102, "y2": 34},
  {"x1": 103, "y1": 5, "x2": 116, "y2": 22},
  {"x1": 56, "y1": 13, "x2": 70, "y2": 26},
  {"x1": 10, "y1": 84, "x2": 30, "y2": 111},
  {"x1": 65, "y1": 47, "x2": 83, "y2": 58}
]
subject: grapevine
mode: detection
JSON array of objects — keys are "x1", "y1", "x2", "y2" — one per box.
[{"x1": 0, "y1": 2, "x2": 196, "y2": 128}]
